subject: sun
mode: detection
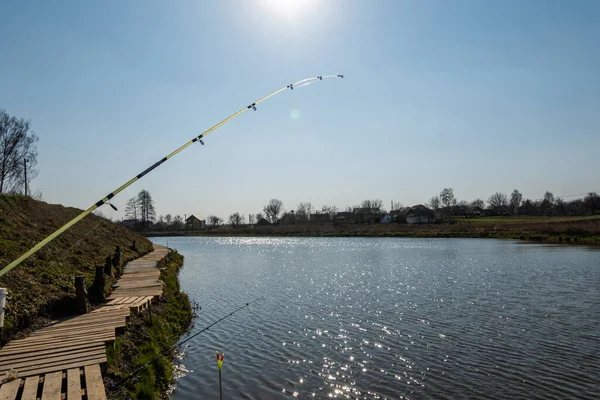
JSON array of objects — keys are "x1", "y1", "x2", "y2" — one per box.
[{"x1": 262, "y1": 0, "x2": 316, "y2": 18}]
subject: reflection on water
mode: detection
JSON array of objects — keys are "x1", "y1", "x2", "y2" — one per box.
[{"x1": 150, "y1": 237, "x2": 600, "y2": 400}]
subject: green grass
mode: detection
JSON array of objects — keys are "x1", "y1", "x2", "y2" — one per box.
[
  {"x1": 106, "y1": 251, "x2": 193, "y2": 400},
  {"x1": 0, "y1": 194, "x2": 153, "y2": 344}
]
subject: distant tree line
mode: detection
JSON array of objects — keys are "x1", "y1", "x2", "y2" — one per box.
[
  {"x1": 428, "y1": 188, "x2": 600, "y2": 219},
  {"x1": 218, "y1": 190, "x2": 600, "y2": 228},
  {"x1": 122, "y1": 188, "x2": 600, "y2": 232}
]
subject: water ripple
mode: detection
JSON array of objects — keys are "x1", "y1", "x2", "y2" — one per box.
[{"x1": 152, "y1": 237, "x2": 600, "y2": 400}]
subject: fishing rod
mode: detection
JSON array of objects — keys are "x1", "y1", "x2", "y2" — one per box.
[
  {"x1": 112, "y1": 297, "x2": 264, "y2": 387},
  {"x1": 0, "y1": 74, "x2": 344, "y2": 278}
]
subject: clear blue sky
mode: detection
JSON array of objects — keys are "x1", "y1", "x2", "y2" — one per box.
[{"x1": 1, "y1": 0, "x2": 599, "y2": 220}]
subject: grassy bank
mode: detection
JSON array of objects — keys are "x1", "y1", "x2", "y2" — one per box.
[
  {"x1": 0, "y1": 195, "x2": 153, "y2": 345},
  {"x1": 144, "y1": 215, "x2": 600, "y2": 245},
  {"x1": 105, "y1": 250, "x2": 193, "y2": 400}
]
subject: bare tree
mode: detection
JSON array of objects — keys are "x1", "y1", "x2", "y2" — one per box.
[
  {"x1": 488, "y1": 192, "x2": 509, "y2": 209},
  {"x1": 137, "y1": 190, "x2": 156, "y2": 228},
  {"x1": 360, "y1": 199, "x2": 383, "y2": 210},
  {"x1": 208, "y1": 215, "x2": 222, "y2": 228},
  {"x1": 228, "y1": 212, "x2": 244, "y2": 227},
  {"x1": 124, "y1": 197, "x2": 139, "y2": 223},
  {"x1": 470, "y1": 198, "x2": 485, "y2": 210},
  {"x1": 510, "y1": 190, "x2": 523, "y2": 214},
  {"x1": 296, "y1": 202, "x2": 313, "y2": 223},
  {"x1": 0, "y1": 110, "x2": 39, "y2": 193},
  {"x1": 428, "y1": 196, "x2": 441, "y2": 211},
  {"x1": 440, "y1": 188, "x2": 456, "y2": 209},
  {"x1": 156, "y1": 215, "x2": 166, "y2": 230},
  {"x1": 255, "y1": 213, "x2": 264, "y2": 222},
  {"x1": 584, "y1": 192, "x2": 600, "y2": 215},
  {"x1": 172, "y1": 215, "x2": 184, "y2": 230},
  {"x1": 248, "y1": 214, "x2": 255, "y2": 225},
  {"x1": 540, "y1": 191, "x2": 555, "y2": 215},
  {"x1": 391, "y1": 201, "x2": 403, "y2": 211},
  {"x1": 263, "y1": 199, "x2": 283, "y2": 223},
  {"x1": 321, "y1": 205, "x2": 338, "y2": 220},
  {"x1": 165, "y1": 214, "x2": 173, "y2": 226}
]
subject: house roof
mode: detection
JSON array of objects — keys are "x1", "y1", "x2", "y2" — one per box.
[
  {"x1": 186, "y1": 214, "x2": 205, "y2": 222},
  {"x1": 392, "y1": 207, "x2": 412, "y2": 216},
  {"x1": 407, "y1": 204, "x2": 434, "y2": 216}
]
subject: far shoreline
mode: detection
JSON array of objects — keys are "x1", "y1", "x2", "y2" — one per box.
[{"x1": 142, "y1": 225, "x2": 600, "y2": 247}]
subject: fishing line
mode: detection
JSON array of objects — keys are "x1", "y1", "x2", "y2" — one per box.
[
  {"x1": 111, "y1": 297, "x2": 264, "y2": 387},
  {"x1": 0, "y1": 74, "x2": 344, "y2": 278}
]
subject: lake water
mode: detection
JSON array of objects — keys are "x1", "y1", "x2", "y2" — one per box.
[{"x1": 149, "y1": 237, "x2": 600, "y2": 399}]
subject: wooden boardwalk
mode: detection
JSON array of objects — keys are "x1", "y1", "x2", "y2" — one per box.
[{"x1": 0, "y1": 245, "x2": 169, "y2": 400}]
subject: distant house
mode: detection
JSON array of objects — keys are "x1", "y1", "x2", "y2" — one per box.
[
  {"x1": 256, "y1": 217, "x2": 271, "y2": 226},
  {"x1": 391, "y1": 207, "x2": 411, "y2": 223},
  {"x1": 310, "y1": 213, "x2": 331, "y2": 225},
  {"x1": 352, "y1": 207, "x2": 381, "y2": 224},
  {"x1": 405, "y1": 205, "x2": 435, "y2": 224},
  {"x1": 185, "y1": 215, "x2": 206, "y2": 230},
  {"x1": 121, "y1": 219, "x2": 137, "y2": 228},
  {"x1": 279, "y1": 212, "x2": 296, "y2": 225},
  {"x1": 392, "y1": 205, "x2": 435, "y2": 224},
  {"x1": 333, "y1": 211, "x2": 353, "y2": 224}
]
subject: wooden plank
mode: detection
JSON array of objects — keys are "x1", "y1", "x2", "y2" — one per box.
[
  {"x1": 31, "y1": 313, "x2": 125, "y2": 330},
  {"x1": 67, "y1": 368, "x2": 82, "y2": 400},
  {"x1": 118, "y1": 278, "x2": 161, "y2": 282},
  {"x1": 41, "y1": 371, "x2": 62, "y2": 400},
  {"x1": 28, "y1": 326, "x2": 118, "y2": 339},
  {"x1": 90, "y1": 307, "x2": 131, "y2": 314},
  {"x1": 112, "y1": 297, "x2": 131, "y2": 305},
  {"x1": 0, "y1": 348, "x2": 106, "y2": 372},
  {"x1": 0, "y1": 342, "x2": 104, "y2": 361},
  {"x1": 32, "y1": 321, "x2": 124, "y2": 335},
  {"x1": 32, "y1": 320, "x2": 125, "y2": 336},
  {"x1": 114, "y1": 284, "x2": 162, "y2": 290},
  {"x1": 84, "y1": 364, "x2": 106, "y2": 400},
  {"x1": 34, "y1": 316, "x2": 126, "y2": 331},
  {"x1": 8, "y1": 358, "x2": 106, "y2": 379},
  {"x1": 41, "y1": 312, "x2": 126, "y2": 323},
  {"x1": 0, "y1": 378, "x2": 21, "y2": 400},
  {"x1": 2, "y1": 337, "x2": 112, "y2": 353},
  {"x1": 14, "y1": 324, "x2": 119, "y2": 341},
  {"x1": 21, "y1": 376, "x2": 39, "y2": 400},
  {"x1": 110, "y1": 289, "x2": 162, "y2": 294},
  {"x1": 1, "y1": 335, "x2": 114, "y2": 352},
  {"x1": 122, "y1": 271, "x2": 160, "y2": 275}
]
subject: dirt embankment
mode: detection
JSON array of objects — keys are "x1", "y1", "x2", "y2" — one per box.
[{"x1": 0, "y1": 194, "x2": 153, "y2": 345}]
